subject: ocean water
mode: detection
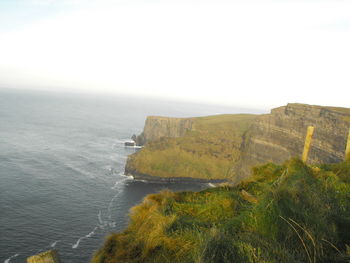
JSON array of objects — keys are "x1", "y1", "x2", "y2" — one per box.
[{"x1": 0, "y1": 89, "x2": 260, "y2": 262}]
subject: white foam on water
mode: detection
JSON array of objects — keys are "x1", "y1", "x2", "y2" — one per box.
[
  {"x1": 72, "y1": 238, "x2": 82, "y2": 249},
  {"x1": 50, "y1": 240, "x2": 59, "y2": 247},
  {"x1": 107, "y1": 194, "x2": 120, "y2": 221},
  {"x1": 72, "y1": 227, "x2": 98, "y2": 249},
  {"x1": 113, "y1": 139, "x2": 139, "y2": 149},
  {"x1": 124, "y1": 145, "x2": 142, "y2": 149},
  {"x1": 97, "y1": 210, "x2": 104, "y2": 226},
  {"x1": 111, "y1": 174, "x2": 133, "y2": 190},
  {"x1": 108, "y1": 222, "x2": 116, "y2": 228},
  {"x1": 134, "y1": 179, "x2": 147, "y2": 183},
  {"x1": 120, "y1": 174, "x2": 134, "y2": 180},
  {"x1": 74, "y1": 168, "x2": 133, "y2": 249},
  {"x1": 207, "y1": 183, "x2": 216, "y2": 188},
  {"x1": 4, "y1": 253, "x2": 19, "y2": 263}
]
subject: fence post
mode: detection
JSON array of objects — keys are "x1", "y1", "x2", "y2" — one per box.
[
  {"x1": 302, "y1": 126, "x2": 315, "y2": 163},
  {"x1": 345, "y1": 129, "x2": 350, "y2": 161}
]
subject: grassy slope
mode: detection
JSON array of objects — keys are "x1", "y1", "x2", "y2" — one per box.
[
  {"x1": 127, "y1": 114, "x2": 257, "y2": 179},
  {"x1": 92, "y1": 159, "x2": 350, "y2": 263}
]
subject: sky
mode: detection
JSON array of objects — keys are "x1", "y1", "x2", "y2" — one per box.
[{"x1": 0, "y1": 0, "x2": 349, "y2": 109}]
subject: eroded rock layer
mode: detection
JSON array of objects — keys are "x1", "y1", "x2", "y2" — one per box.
[
  {"x1": 134, "y1": 116, "x2": 194, "y2": 145},
  {"x1": 127, "y1": 103, "x2": 350, "y2": 182},
  {"x1": 234, "y1": 103, "x2": 350, "y2": 180}
]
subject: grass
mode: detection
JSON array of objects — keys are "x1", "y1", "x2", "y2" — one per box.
[
  {"x1": 91, "y1": 159, "x2": 350, "y2": 263},
  {"x1": 126, "y1": 114, "x2": 257, "y2": 179}
]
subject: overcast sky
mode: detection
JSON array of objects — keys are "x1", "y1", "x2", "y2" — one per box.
[{"x1": 0, "y1": 0, "x2": 349, "y2": 109}]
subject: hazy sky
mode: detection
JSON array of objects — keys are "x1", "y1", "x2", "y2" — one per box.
[{"x1": 0, "y1": 0, "x2": 349, "y2": 109}]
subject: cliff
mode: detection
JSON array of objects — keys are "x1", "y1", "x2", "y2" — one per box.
[
  {"x1": 133, "y1": 116, "x2": 195, "y2": 146},
  {"x1": 233, "y1": 103, "x2": 350, "y2": 181},
  {"x1": 92, "y1": 160, "x2": 350, "y2": 263},
  {"x1": 126, "y1": 103, "x2": 350, "y2": 182},
  {"x1": 126, "y1": 114, "x2": 257, "y2": 181}
]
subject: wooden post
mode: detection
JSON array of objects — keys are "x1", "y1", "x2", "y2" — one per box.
[
  {"x1": 302, "y1": 126, "x2": 315, "y2": 163},
  {"x1": 27, "y1": 250, "x2": 61, "y2": 263},
  {"x1": 345, "y1": 129, "x2": 350, "y2": 161}
]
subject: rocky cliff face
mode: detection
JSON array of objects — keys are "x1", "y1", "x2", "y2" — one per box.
[
  {"x1": 134, "y1": 116, "x2": 194, "y2": 145},
  {"x1": 233, "y1": 103, "x2": 350, "y2": 181},
  {"x1": 127, "y1": 103, "x2": 350, "y2": 182}
]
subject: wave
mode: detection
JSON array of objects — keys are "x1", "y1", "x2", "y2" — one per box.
[
  {"x1": 124, "y1": 145, "x2": 143, "y2": 149},
  {"x1": 113, "y1": 138, "x2": 134, "y2": 144},
  {"x1": 120, "y1": 174, "x2": 134, "y2": 180},
  {"x1": 112, "y1": 139, "x2": 136, "y2": 149},
  {"x1": 72, "y1": 227, "x2": 98, "y2": 249},
  {"x1": 50, "y1": 240, "x2": 59, "y2": 248},
  {"x1": 4, "y1": 253, "x2": 19, "y2": 263},
  {"x1": 97, "y1": 210, "x2": 106, "y2": 228},
  {"x1": 73, "y1": 168, "x2": 133, "y2": 249},
  {"x1": 111, "y1": 174, "x2": 133, "y2": 190}
]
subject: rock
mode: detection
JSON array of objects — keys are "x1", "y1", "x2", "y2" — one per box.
[
  {"x1": 232, "y1": 103, "x2": 350, "y2": 181},
  {"x1": 133, "y1": 116, "x2": 194, "y2": 145},
  {"x1": 132, "y1": 133, "x2": 145, "y2": 146},
  {"x1": 124, "y1": 141, "x2": 136, "y2": 147}
]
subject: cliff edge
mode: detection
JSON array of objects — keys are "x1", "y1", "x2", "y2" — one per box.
[
  {"x1": 233, "y1": 103, "x2": 350, "y2": 181},
  {"x1": 126, "y1": 103, "x2": 350, "y2": 183},
  {"x1": 133, "y1": 116, "x2": 195, "y2": 146},
  {"x1": 126, "y1": 114, "x2": 257, "y2": 182},
  {"x1": 92, "y1": 160, "x2": 350, "y2": 263}
]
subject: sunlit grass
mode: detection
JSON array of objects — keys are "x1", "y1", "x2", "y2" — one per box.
[{"x1": 92, "y1": 159, "x2": 350, "y2": 263}]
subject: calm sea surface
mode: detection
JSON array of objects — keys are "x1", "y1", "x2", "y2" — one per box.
[{"x1": 0, "y1": 89, "x2": 260, "y2": 262}]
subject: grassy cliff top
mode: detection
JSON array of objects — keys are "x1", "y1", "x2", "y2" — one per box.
[
  {"x1": 92, "y1": 159, "x2": 350, "y2": 263},
  {"x1": 126, "y1": 114, "x2": 257, "y2": 180}
]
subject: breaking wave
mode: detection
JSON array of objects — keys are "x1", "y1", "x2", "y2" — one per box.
[
  {"x1": 50, "y1": 240, "x2": 59, "y2": 248},
  {"x1": 72, "y1": 227, "x2": 98, "y2": 249},
  {"x1": 4, "y1": 254, "x2": 19, "y2": 263}
]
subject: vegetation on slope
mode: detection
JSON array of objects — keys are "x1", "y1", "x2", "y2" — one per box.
[
  {"x1": 126, "y1": 114, "x2": 256, "y2": 179},
  {"x1": 92, "y1": 159, "x2": 350, "y2": 263}
]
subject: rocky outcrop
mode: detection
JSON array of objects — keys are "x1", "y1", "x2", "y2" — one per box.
[
  {"x1": 133, "y1": 116, "x2": 194, "y2": 145},
  {"x1": 233, "y1": 103, "x2": 350, "y2": 181}
]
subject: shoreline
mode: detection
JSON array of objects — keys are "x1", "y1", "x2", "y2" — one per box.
[{"x1": 125, "y1": 171, "x2": 228, "y2": 184}]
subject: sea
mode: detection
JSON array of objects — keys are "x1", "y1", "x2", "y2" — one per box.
[{"x1": 0, "y1": 89, "x2": 261, "y2": 263}]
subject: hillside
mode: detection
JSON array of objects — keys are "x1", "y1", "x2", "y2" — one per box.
[
  {"x1": 91, "y1": 159, "x2": 350, "y2": 263},
  {"x1": 125, "y1": 114, "x2": 257, "y2": 181},
  {"x1": 126, "y1": 104, "x2": 350, "y2": 182}
]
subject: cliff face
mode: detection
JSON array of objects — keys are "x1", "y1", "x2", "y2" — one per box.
[
  {"x1": 233, "y1": 103, "x2": 350, "y2": 180},
  {"x1": 134, "y1": 116, "x2": 194, "y2": 145},
  {"x1": 127, "y1": 103, "x2": 350, "y2": 182},
  {"x1": 126, "y1": 114, "x2": 257, "y2": 181}
]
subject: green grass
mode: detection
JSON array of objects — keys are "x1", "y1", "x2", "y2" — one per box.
[
  {"x1": 127, "y1": 114, "x2": 257, "y2": 179},
  {"x1": 91, "y1": 159, "x2": 350, "y2": 263}
]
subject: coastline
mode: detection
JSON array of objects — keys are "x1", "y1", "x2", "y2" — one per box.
[{"x1": 125, "y1": 170, "x2": 228, "y2": 184}]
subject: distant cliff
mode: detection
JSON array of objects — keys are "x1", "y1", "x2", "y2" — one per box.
[
  {"x1": 232, "y1": 103, "x2": 350, "y2": 181},
  {"x1": 133, "y1": 116, "x2": 194, "y2": 146},
  {"x1": 126, "y1": 103, "x2": 350, "y2": 182},
  {"x1": 126, "y1": 114, "x2": 257, "y2": 182}
]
